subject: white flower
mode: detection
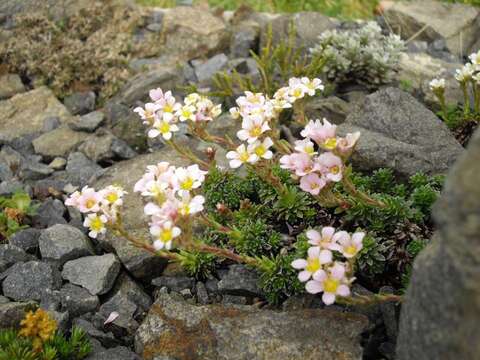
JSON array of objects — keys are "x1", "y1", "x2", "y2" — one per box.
[
  {"x1": 305, "y1": 262, "x2": 352, "y2": 305},
  {"x1": 247, "y1": 137, "x2": 273, "y2": 160},
  {"x1": 294, "y1": 139, "x2": 317, "y2": 156},
  {"x1": 291, "y1": 246, "x2": 333, "y2": 282},
  {"x1": 300, "y1": 77, "x2": 324, "y2": 96},
  {"x1": 101, "y1": 185, "x2": 126, "y2": 207},
  {"x1": 287, "y1": 77, "x2": 306, "y2": 101},
  {"x1": 176, "y1": 104, "x2": 196, "y2": 122},
  {"x1": 148, "y1": 113, "x2": 179, "y2": 140},
  {"x1": 306, "y1": 227, "x2": 342, "y2": 251},
  {"x1": 333, "y1": 231, "x2": 365, "y2": 258},
  {"x1": 455, "y1": 63, "x2": 474, "y2": 83},
  {"x1": 151, "y1": 221, "x2": 181, "y2": 251},
  {"x1": 469, "y1": 50, "x2": 480, "y2": 69},
  {"x1": 429, "y1": 78, "x2": 445, "y2": 91},
  {"x1": 226, "y1": 144, "x2": 259, "y2": 168},
  {"x1": 237, "y1": 116, "x2": 271, "y2": 143},
  {"x1": 133, "y1": 102, "x2": 160, "y2": 126},
  {"x1": 76, "y1": 187, "x2": 103, "y2": 213},
  {"x1": 178, "y1": 193, "x2": 205, "y2": 216},
  {"x1": 174, "y1": 165, "x2": 207, "y2": 192},
  {"x1": 83, "y1": 213, "x2": 108, "y2": 238}
]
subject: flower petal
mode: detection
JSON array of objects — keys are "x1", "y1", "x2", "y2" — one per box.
[
  {"x1": 291, "y1": 259, "x2": 308, "y2": 269},
  {"x1": 305, "y1": 280, "x2": 323, "y2": 294},
  {"x1": 337, "y1": 284, "x2": 350, "y2": 297},
  {"x1": 298, "y1": 270, "x2": 311, "y2": 282},
  {"x1": 322, "y1": 292, "x2": 336, "y2": 305}
]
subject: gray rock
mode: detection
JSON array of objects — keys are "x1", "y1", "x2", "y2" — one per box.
[
  {"x1": 40, "y1": 288, "x2": 61, "y2": 311},
  {"x1": 135, "y1": 291, "x2": 368, "y2": 360},
  {"x1": 0, "y1": 73, "x2": 25, "y2": 100},
  {"x1": 379, "y1": 286, "x2": 398, "y2": 341},
  {"x1": 48, "y1": 310, "x2": 70, "y2": 333},
  {"x1": 0, "y1": 179, "x2": 23, "y2": 195},
  {"x1": 32, "y1": 198, "x2": 67, "y2": 228},
  {"x1": 85, "y1": 346, "x2": 141, "y2": 360},
  {"x1": 39, "y1": 224, "x2": 93, "y2": 265},
  {"x1": 70, "y1": 111, "x2": 105, "y2": 132},
  {"x1": 0, "y1": 86, "x2": 72, "y2": 142},
  {"x1": 305, "y1": 96, "x2": 351, "y2": 125},
  {"x1": 0, "y1": 162, "x2": 13, "y2": 182},
  {"x1": 0, "y1": 301, "x2": 36, "y2": 328},
  {"x1": 218, "y1": 265, "x2": 262, "y2": 297},
  {"x1": 152, "y1": 276, "x2": 195, "y2": 292},
  {"x1": 0, "y1": 145, "x2": 53, "y2": 181},
  {"x1": 195, "y1": 282, "x2": 209, "y2": 304},
  {"x1": 0, "y1": 244, "x2": 35, "y2": 268},
  {"x1": 110, "y1": 272, "x2": 152, "y2": 313},
  {"x1": 384, "y1": 0, "x2": 480, "y2": 57},
  {"x1": 396, "y1": 128, "x2": 480, "y2": 359},
  {"x1": 230, "y1": 24, "x2": 258, "y2": 58},
  {"x1": 64, "y1": 91, "x2": 96, "y2": 115},
  {"x1": 406, "y1": 40, "x2": 428, "y2": 53},
  {"x1": 73, "y1": 318, "x2": 118, "y2": 348},
  {"x1": 9, "y1": 228, "x2": 41, "y2": 253},
  {"x1": 0, "y1": 296, "x2": 9, "y2": 304},
  {"x1": 43, "y1": 116, "x2": 61, "y2": 132},
  {"x1": 62, "y1": 254, "x2": 121, "y2": 295},
  {"x1": 194, "y1": 53, "x2": 229, "y2": 84},
  {"x1": 79, "y1": 130, "x2": 136, "y2": 163},
  {"x1": 98, "y1": 292, "x2": 139, "y2": 335},
  {"x1": 21, "y1": 157, "x2": 54, "y2": 180},
  {"x1": 65, "y1": 151, "x2": 103, "y2": 186},
  {"x1": 339, "y1": 87, "x2": 463, "y2": 177},
  {"x1": 60, "y1": 283, "x2": 99, "y2": 317},
  {"x1": 2, "y1": 261, "x2": 62, "y2": 301},
  {"x1": 33, "y1": 126, "x2": 88, "y2": 159},
  {"x1": 48, "y1": 157, "x2": 67, "y2": 170},
  {"x1": 111, "y1": 137, "x2": 137, "y2": 159},
  {"x1": 222, "y1": 294, "x2": 247, "y2": 305}
]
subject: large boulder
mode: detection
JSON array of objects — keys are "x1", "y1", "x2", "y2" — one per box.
[
  {"x1": 396, "y1": 128, "x2": 480, "y2": 359},
  {"x1": 0, "y1": 86, "x2": 72, "y2": 142},
  {"x1": 339, "y1": 87, "x2": 463, "y2": 177},
  {"x1": 384, "y1": 0, "x2": 480, "y2": 57},
  {"x1": 135, "y1": 291, "x2": 368, "y2": 360}
]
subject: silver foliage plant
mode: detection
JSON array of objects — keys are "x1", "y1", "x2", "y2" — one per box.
[{"x1": 310, "y1": 22, "x2": 405, "y2": 86}]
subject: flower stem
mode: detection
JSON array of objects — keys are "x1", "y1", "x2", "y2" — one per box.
[
  {"x1": 337, "y1": 293, "x2": 402, "y2": 306},
  {"x1": 166, "y1": 139, "x2": 209, "y2": 168},
  {"x1": 342, "y1": 174, "x2": 386, "y2": 208},
  {"x1": 461, "y1": 82, "x2": 470, "y2": 116},
  {"x1": 189, "y1": 242, "x2": 258, "y2": 266}
]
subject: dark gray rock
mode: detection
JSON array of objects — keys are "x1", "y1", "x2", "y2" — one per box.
[
  {"x1": 60, "y1": 283, "x2": 99, "y2": 317},
  {"x1": 79, "y1": 130, "x2": 136, "y2": 163},
  {"x1": 48, "y1": 310, "x2": 70, "y2": 333},
  {"x1": 0, "y1": 179, "x2": 23, "y2": 195},
  {"x1": 98, "y1": 292, "x2": 139, "y2": 335},
  {"x1": 62, "y1": 254, "x2": 121, "y2": 295},
  {"x1": 70, "y1": 111, "x2": 105, "y2": 132},
  {"x1": 222, "y1": 294, "x2": 247, "y2": 305},
  {"x1": 40, "y1": 288, "x2": 62, "y2": 311},
  {"x1": 38, "y1": 223, "x2": 95, "y2": 264},
  {"x1": 64, "y1": 91, "x2": 96, "y2": 115},
  {"x1": 379, "y1": 286, "x2": 398, "y2": 341},
  {"x1": 21, "y1": 157, "x2": 54, "y2": 180},
  {"x1": 152, "y1": 276, "x2": 195, "y2": 292},
  {"x1": 32, "y1": 198, "x2": 67, "y2": 228},
  {"x1": 218, "y1": 265, "x2": 262, "y2": 297},
  {"x1": 135, "y1": 291, "x2": 368, "y2": 360},
  {"x1": 0, "y1": 244, "x2": 35, "y2": 268},
  {"x1": 9, "y1": 228, "x2": 41, "y2": 253},
  {"x1": 396, "y1": 128, "x2": 480, "y2": 360},
  {"x1": 43, "y1": 116, "x2": 61, "y2": 132},
  {"x1": 85, "y1": 346, "x2": 141, "y2": 360},
  {"x1": 110, "y1": 272, "x2": 152, "y2": 313},
  {"x1": 195, "y1": 282, "x2": 209, "y2": 305},
  {"x1": 305, "y1": 96, "x2": 351, "y2": 125},
  {"x1": 65, "y1": 152, "x2": 103, "y2": 186},
  {"x1": 0, "y1": 301, "x2": 36, "y2": 328},
  {"x1": 230, "y1": 25, "x2": 258, "y2": 58},
  {"x1": 2, "y1": 261, "x2": 62, "y2": 301},
  {"x1": 339, "y1": 87, "x2": 464, "y2": 177},
  {"x1": 111, "y1": 137, "x2": 137, "y2": 159},
  {"x1": 73, "y1": 318, "x2": 118, "y2": 348},
  {"x1": 194, "y1": 53, "x2": 229, "y2": 84},
  {"x1": 0, "y1": 296, "x2": 9, "y2": 304}
]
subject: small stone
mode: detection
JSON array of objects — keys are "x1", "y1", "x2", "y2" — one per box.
[
  {"x1": 39, "y1": 224, "x2": 93, "y2": 265},
  {"x1": 48, "y1": 310, "x2": 70, "y2": 333},
  {"x1": 21, "y1": 157, "x2": 54, "y2": 180},
  {"x1": 0, "y1": 301, "x2": 36, "y2": 329},
  {"x1": 151, "y1": 276, "x2": 195, "y2": 292},
  {"x1": 0, "y1": 73, "x2": 25, "y2": 100},
  {"x1": 218, "y1": 264, "x2": 262, "y2": 297},
  {"x1": 43, "y1": 116, "x2": 61, "y2": 132},
  {"x1": 64, "y1": 91, "x2": 96, "y2": 115},
  {"x1": 40, "y1": 288, "x2": 61, "y2": 311},
  {"x1": 48, "y1": 157, "x2": 67, "y2": 170},
  {"x1": 98, "y1": 293, "x2": 139, "y2": 335},
  {"x1": 111, "y1": 138, "x2": 137, "y2": 159},
  {"x1": 230, "y1": 25, "x2": 258, "y2": 58},
  {"x1": 2, "y1": 261, "x2": 62, "y2": 301},
  {"x1": 379, "y1": 286, "x2": 398, "y2": 341},
  {"x1": 110, "y1": 272, "x2": 152, "y2": 313},
  {"x1": 32, "y1": 198, "x2": 67, "y2": 228},
  {"x1": 60, "y1": 283, "x2": 99, "y2": 317},
  {"x1": 205, "y1": 277, "x2": 219, "y2": 294},
  {"x1": 70, "y1": 111, "x2": 105, "y2": 132},
  {"x1": 32, "y1": 126, "x2": 88, "y2": 159},
  {"x1": 194, "y1": 53, "x2": 229, "y2": 84},
  {"x1": 0, "y1": 296, "x2": 9, "y2": 304},
  {"x1": 195, "y1": 282, "x2": 209, "y2": 304},
  {"x1": 85, "y1": 346, "x2": 141, "y2": 360},
  {"x1": 79, "y1": 132, "x2": 116, "y2": 163},
  {"x1": 73, "y1": 318, "x2": 118, "y2": 348},
  {"x1": 62, "y1": 254, "x2": 121, "y2": 295},
  {"x1": 9, "y1": 228, "x2": 41, "y2": 253},
  {"x1": 222, "y1": 294, "x2": 247, "y2": 305},
  {"x1": 0, "y1": 244, "x2": 35, "y2": 268},
  {"x1": 65, "y1": 152, "x2": 103, "y2": 186}
]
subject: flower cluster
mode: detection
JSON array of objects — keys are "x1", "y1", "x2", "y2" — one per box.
[
  {"x1": 227, "y1": 77, "x2": 324, "y2": 168},
  {"x1": 292, "y1": 227, "x2": 365, "y2": 305},
  {"x1": 134, "y1": 89, "x2": 222, "y2": 140},
  {"x1": 19, "y1": 308, "x2": 58, "y2": 351},
  {"x1": 310, "y1": 22, "x2": 405, "y2": 86},
  {"x1": 134, "y1": 162, "x2": 207, "y2": 250},
  {"x1": 65, "y1": 185, "x2": 126, "y2": 238},
  {"x1": 279, "y1": 119, "x2": 360, "y2": 195},
  {"x1": 430, "y1": 50, "x2": 480, "y2": 114}
]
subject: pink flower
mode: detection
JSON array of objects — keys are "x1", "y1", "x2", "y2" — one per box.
[
  {"x1": 65, "y1": 190, "x2": 81, "y2": 207},
  {"x1": 306, "y1": 228, "x2": 342, "y2": 252},
  {"x1": 291, "y1": 246, "x2": 333, "y2": 282},
  {"x1": 336, "y1": 132, "x2": 361, "y2": 154},
  {"x1": 305, "y1": 262, "x2": 351, "y2": 305},
  {"x1": 333, "y1": 231, "x2": 365, "y2": 258},
  {"x1": 300, "y1": 119, "x2": 337, "y2": 146},
  {"x1": 317, "y1": 152, "x2": 343, "y2": 182},
  {"x1": 280, "y1": 153, "x2": 319, "y2": 177},
  {"x1": 76, "y1": 187, "x2": 103, "y2": 213},
  {"x1": 149, "y1": 88, "x2": 165, "y2": 102},
  {"x1": 133, "y1": 102, "x2": 161, "y2": 126},
  {"x1": 299, "y1": 173, "x2": 326, "y2": 195}
]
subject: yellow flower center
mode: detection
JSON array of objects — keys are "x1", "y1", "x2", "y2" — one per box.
[
  {"x1": 345, "y1": 245, "x2": 357, "y2": 256},
  {"x1": 250, "y1": 126, "x2": 262, "y2": 138},
  {"x1": 106, "y1": 192, "x2": 118, "y2": 203},
  {"x1": 239, "y1": 151, "x2": 250, "y2": 162},
  {"x1": 305, "y1": 145, "x2": 315, "y2": 155},
  {"x1": 160, "y1": 229, "x2": 173, "y2": 242},
  {"x1": 324, "y1": 278, "x2": 339, "y2": 293},
  {"x1": 181, "y1": 177, "x2": 194, "y2": 190},
  {"x1": 293, "y1": 88, "x2": 303, "y2": 98},
  {"x1": 254, "y1": 145, "x2": 266, "y2": 156},
  {"x1": 86, "y1": 199, "x2": 96, "y2": 209},
  {"x1": 164, "y1": 104, "x2": 173, "y2": 113},
  {"x1": 324, "y1": 138, "x2": 337, "y2": 150},
  {"x1": 90, "y1": 217, "x2": 104, "y2": 232},
  {"x1": 306, "y1": 257, "x2": 320, "y2": 273},
  {"x1": 330, "y1": 165, "x2": 340, "y2": 175},
  {"x1": 182, "y1": 109, "x2": 192, "y2": 118},
  {"x1": 159, "y1": 122, "x2": 170, "y2": 134},
  {"x1": 181, "y1": 204, "x2": 190, "y2": 215}
]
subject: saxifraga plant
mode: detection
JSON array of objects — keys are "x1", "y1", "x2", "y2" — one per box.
[{"x1": 0, "y1": 190, "x2": 38, "y2": 242}]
